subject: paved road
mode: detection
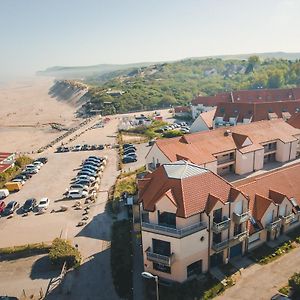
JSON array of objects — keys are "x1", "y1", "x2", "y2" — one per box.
[{"x1": 217, "y1": 247, "x2": 300, "y2": 300}]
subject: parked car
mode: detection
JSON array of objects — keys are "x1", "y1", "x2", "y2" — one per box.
[
  {"x1": 3, "y1": 201, "x2": 19, "y2": 215},
  {"x1": 38, "y1": 197, "x2": 50, "y2": 210},
  {"x1": 26, "y1": 164, "x2": 41, "y2": 170},
  {"x1": 13, "y1": 174, "x2": 27, "y2": 181},
  {"x1": 123, "y1": 148, "x2": 136, "y2": 155},
  {"x1": 77, "y1": 171, "x2": 96, "y2": 178},
  {"x1": 0, "y1": 189, "x2": 9, "y2": 199},
  {"x1": 20, "y1": 171, "x2": 33, "y2": 179},
  {"x1": 4, "y1": 182, "x2": 22, "y2": 192},
  {"x1": 84, "y1": 161, "x2": 101, "y2": 168},
  {"x1": 24, "y1": 168, "x2": 38, "y2": 174},
  {"x1": 123, "y1": 156, "x2": 137, "y2": 163},
  {"x1": 88, "y1": 156, "x2": 102, "y2": 161},
  {"x1": 11, "y1": 178, "x2": 26, "y2": 185},
  {"x1": 90, "y1": 144, "x2": 97, "y2": 150},
  {"x1": 123, "y1": 144, "x2": 136, "y2": 150},
  {"x1": 98, "y1": 144, "x2": 104, "y2": 150},
  {"x1": 33, "y1": 161, "x2": 44, "y2": 167},
  {"x1": 124, "y1": 153, "x2": 137, "y2": 159},
  {"x1": 75, "y1": 175, "x2": 95, "y2": 182},
  {"x1": 67, "y1": 189, "x2": 88, "y2": 199},
  {"x1": 36, "y1": 157, "x2": 48, "y2": 164},
  {"x1": 70, "y1": 183, "x2": 89, "y2": 190},
  {"x1": 73, "y1": 145, "x2": 82, "y2": 151},
  {"x1": 82, "y1": 165, "x2": 98, "y2": 172},
  {"x1": 82, "y1": 144, "x2": 90, "y2": 151},
  {"x1": 73, "y1": 179, "x2": 91, "y2": 187},
  {"x1": 0, "y1": 200, "x2": 6, "y2": 213},
  {"x1": 23, "y1": 198, "x2": 37, "y2": 213}
]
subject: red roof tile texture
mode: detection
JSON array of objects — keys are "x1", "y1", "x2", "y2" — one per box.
[{"x1": 155, "y1": 119, "x2": 300, "y2": 165}]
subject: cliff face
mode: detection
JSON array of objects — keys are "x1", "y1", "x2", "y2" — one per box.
[{"x1": 49, "y1": 80, "x2": 90, "y2": 108}]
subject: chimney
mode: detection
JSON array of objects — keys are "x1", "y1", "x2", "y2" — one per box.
[{"x1": 224, "y1": 129, "x2": 232, "y2": 136}]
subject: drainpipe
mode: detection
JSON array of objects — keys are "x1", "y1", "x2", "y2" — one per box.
[
  {"x1": 208, "y1": 214, "x2": 211, "y2": 270},
  {"x1": 227, "y1": 202, "x2": 231, "y2": 262},
  {"x1": 289, "y1": 142, "x2": 292, "y2": 161}
]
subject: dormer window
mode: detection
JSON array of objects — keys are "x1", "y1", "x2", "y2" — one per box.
[{"x1": 158, "y1": 211, "x2": 176, "y2": 228}]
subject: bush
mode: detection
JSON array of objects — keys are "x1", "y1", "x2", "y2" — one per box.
[
  {"x1": 49, "y1": 238, "x2": 81, "y2": 269},
  {"x1": 111, "y1": 220, "x2": 133, "y2": 299},
  {"x1": 289, "y1": 273, "x2": 300, "y2": 298},
  {"x1": 0, "y1": 242, "x2": 50, "y2": 255},
  {"x1": 15, "y1": 156, "x2": 32, "y2": 168},
  {"x1": 163, "y1": 130, "x2": 184, "y2": 138}
]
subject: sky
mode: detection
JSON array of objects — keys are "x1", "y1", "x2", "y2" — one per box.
[{"x1": 0, "y1": 0, "x2": 300, "y2": 79}]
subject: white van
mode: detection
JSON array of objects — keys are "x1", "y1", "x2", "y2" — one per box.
[{"x1": 0, "y1": 189, "x2": 9, "y2": 199}]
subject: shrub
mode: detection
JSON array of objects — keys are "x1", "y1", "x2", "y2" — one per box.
[
  {"x1": 111, "y1": 220, "x2": 133, "y2": 299},
  {"x1": 163, "y1": 130, "x2": 184, "y2": 138},
  {"x1": 15, "y1": 156, "x2": 32, "y2": 168},
  {"x1": 49, "y1": 238, "x2": 81, "y2": 269},
  {"x1": 289, "y1": 272, "x2": 300, "y2": 298}
]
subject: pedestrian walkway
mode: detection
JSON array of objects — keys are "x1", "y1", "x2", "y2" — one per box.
[
  {"x1": 132, "y1": 232, "x2": 145, "y2": 300},
  {"x1": 216, "y1": 248, "x2": 300, "y2": 300}
]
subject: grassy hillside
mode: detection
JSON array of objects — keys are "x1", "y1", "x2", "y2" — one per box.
[{"x1": 79, "y1": 56, "x2": 300, "y2": 115}]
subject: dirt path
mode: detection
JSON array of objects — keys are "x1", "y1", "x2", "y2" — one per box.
[{"x1": 217, "y1": 248, "x2": 300, "y2": 300}]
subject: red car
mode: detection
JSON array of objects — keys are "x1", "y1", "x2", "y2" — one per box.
[{"x1": 0, "y1": 201, "x2": 6, "y2": 214}]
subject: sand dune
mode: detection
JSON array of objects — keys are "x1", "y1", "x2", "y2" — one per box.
[{"x1": 0, "y1": 77, "x2": 83, "y2": 152}]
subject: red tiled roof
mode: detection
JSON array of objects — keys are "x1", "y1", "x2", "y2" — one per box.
[
  {"x1": 287, "y1": 113, "x2": 300, "y2": 129},
  {"x1": 0, "y1": 152, "x2": 13, "y2": 163},
  {"x1": 174, "y1": 106, "x2": 191, "y2": 113},
  {"x1": 192, "y1": 87, "x2": 300, "y2": 106},
  {"x1": 214, "y1": 101, "x2": 300, "y2": 123},
  {"x1": 199, "y1": 109, "x2": 216, "y2": 128},
  {"x1": 139, "y1": 163, "x2": 234, "y2": 218},
  {"x1": 235, "y1": 163, "x2": 300, "y2": 221},
  {"x1": 155, "y1": 119, "x2": 300, "y2": 165}
]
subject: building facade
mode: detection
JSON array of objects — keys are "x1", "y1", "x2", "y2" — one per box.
[
  {"x1": 139, "y1": 161, "x2": 300, "y2": 283},
  {"x1": 146, "y1": 119, "x2": 300, "y2": 176}
]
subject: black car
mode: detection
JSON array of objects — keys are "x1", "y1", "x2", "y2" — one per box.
[
  {"x1": 82, "y1": 144, "x2": 90, "y2": 151},
  {"x1": 23, "y1": 198, "x2": 37, "y2": 212},
  {"x1": 123, "y1": 143, "x2": 136, "y2": 149},
  {"x1": 14, "y1": 174, "x2": 27, "y2": 181},
  {"x1": 3, "y1": 201, "x2": 19, "y2": 215},
  {"x1": 36, "y1": 157, "x2": 48, "y2": 164},
  {"x1": 98, "y1": 144, "x2": 104, "y2": 150},
  {"x1": 20, "y1": 171, "x2": 32, "y2": 179},
  {"x1": 90, "y1": 144, "x2": 97, "y2": 150},
  {"x1": 123, "y1": 148, "x2": 136, "y2": 155},
  {"x1": 122, "y1": 156, "x2": 137, "y2": 163}
]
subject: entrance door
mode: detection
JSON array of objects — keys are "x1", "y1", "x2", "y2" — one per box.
[
  {"x1": 230, "y1": 243, "x2": 243, "y2": 259},
  {"x1": 267, "y1": 231, "x2": 271, "y2": 241},
  {"x1": 210, "y1": 252, "x2": 223, "y2": 268}
]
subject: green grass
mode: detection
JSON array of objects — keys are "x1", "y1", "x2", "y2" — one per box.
[
  {"x1": 113, "y1": 175, "x2": 137, "y2": 199},
  {"x1": 0, "y1": 242, "x2": 51, "y2": 255},
  {"x1": 249, "y1": 240, "x2": 296, "y2": 265}
]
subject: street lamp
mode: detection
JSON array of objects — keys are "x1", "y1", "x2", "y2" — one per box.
[{"x1": 141, "y1": 271, "x2": 159, "y2": 300}]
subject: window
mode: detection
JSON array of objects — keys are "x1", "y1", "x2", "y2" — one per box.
[
  {"x1": 187, "y1": 260, "x2": 203, "y2": 277},
  {"x1": 152, "y1": 239, "x2": 171, "y2": 256},
  {"x1": 249, "y1": 232, "x2": 260, "y2": 244},
  {"x1": 234, "y1": 224, "x2": 242, "y2": 235},
  {"x1": 158, "y1": 211, "x2": 176, "y2": 228},
  {"x1": 213, "y1": 208, "x2": 222, "y2": 223},
  {"x1": 153, "y1": 263, "x2": 171, "y2": 273}
]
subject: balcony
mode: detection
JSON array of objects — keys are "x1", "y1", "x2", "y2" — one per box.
[
  {"x1": 266, "y1": 218, "x2": 282, "y2": 231},
  {"x1": 141, "y1": 221, "x2": 207, "y2": 239},
  {"x1": 281, "y1": 213, "x2": 295, "y2": 225},
  {"x1": 216, "y1": 156, "x2": 235, "y2": 166},
  {"x1": 212, "y1": 217, "x2": 230, "y2": 233},
  {"x1": 146, "y1": 247, "x2": 175, "y2": 266},
  {"x1": 212, "y1": 239, "x2": 229, "y2": 252},
  {"x1": 212, "y1": 231, "x2": 248, "y2": 252},
  {"x1": 263, "y1": 145, "x2": 277, "y2": 154},
  {"x1": 233, "y1": 211, "x2": 250, "y2": 224},
  {"x1": 229, "y1": 231, "x2": 248, "y2": 247}
]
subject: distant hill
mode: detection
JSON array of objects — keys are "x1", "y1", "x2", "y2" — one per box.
[
  {"x1": 37, "y1": 52, "x2": 300, "y2": 79},
  {"x1": 37, "y1": 62, "x2": 158, "y2": 79}
]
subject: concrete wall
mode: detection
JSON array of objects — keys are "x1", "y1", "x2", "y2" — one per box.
[
  {"x1": 276, "y1": 141, "x2": 291, "y2": 162},
  {"x1": 190, "y1": 116, "x2": 210, "y2": 133},
  {"x1": 235, "y1": 151, "x2": 254, "y2": 175},
  {"x1": 146, "y1": 143, "x2": 171, "y2": 169},
  {"x1": 254, "y1": 149, "x2": 264, "y2": 171}
]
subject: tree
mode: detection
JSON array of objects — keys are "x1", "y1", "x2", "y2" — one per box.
[
  {"x1": 267, "y1": 70, "x2": 284, "y2": 88},
  {"x1": 245, "y1": 56, "x2": 260, "y2": 74}
]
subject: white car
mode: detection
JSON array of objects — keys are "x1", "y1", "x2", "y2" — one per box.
[
  {"x1": 11, "y1": 178, "x2": 26, "y2": 185},
  {"x1": 33, "y1": 161, "x2": 43, "y2": 167},
  {"x1": 27, "y1": 163, "x2": 41, "y2": 170},
  {"x1": 75, "y1": 175, "x2": 95, "y2": 182},
  {"x1": 73, "y1": 145, "x2": 82, "y2": 151},
  {"x1": 67, "y1": 189, "x2": 88, "y2": 199},
  {"x1": 38, "y1": 197, "x2": 50, "y2": 210}
]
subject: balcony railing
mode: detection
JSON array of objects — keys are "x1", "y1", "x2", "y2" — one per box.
[
  {"x1": 229, "y1": 231, "x2": 248, "y2": 247},
  {"x1": 264, "y1": 145, "x2": 277, "y2": 154},
  {"x1": 281, "y1": 213, "x2": 295, "y2": 225},
  {"x1": 146, "y1": 247, "x2": 174, "y2": 266},
  {"x1": 212, "y1": 231, "x2": 248, "y2": 252},
  {"x1": 212, "y1": 217, "x2": 230, "y2": 233},
  {"x1": 233, "y1": 211, "x2": 250, "y2": 224},
  {"x1": 216, "y1": 157, "x2": 235, "y2": 166},
  {"x1": 266, "y1": 218, "x2": 282, "y2": 231},
  {"x1": 141, "y1": 221, "x2": 207, "y2": 239}
]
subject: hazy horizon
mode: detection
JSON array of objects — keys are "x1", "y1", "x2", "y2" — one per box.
[{"x1": 1, "y1": 0, "x2": 300, "y2": 80}]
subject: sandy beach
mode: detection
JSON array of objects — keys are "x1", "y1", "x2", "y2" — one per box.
[{"x1": 0, "y1": 77, "x2": 82, "y2": 152}]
